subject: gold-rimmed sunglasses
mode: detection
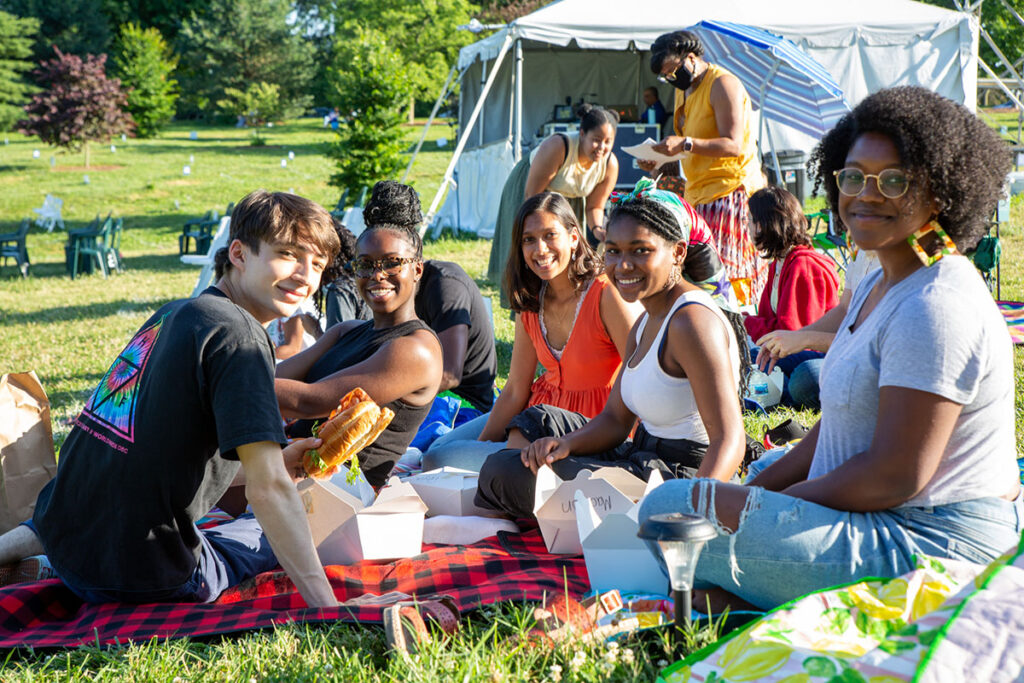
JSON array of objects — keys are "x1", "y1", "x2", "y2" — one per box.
[{"x1": 349, "y1": 256, "x2": 419, "y2": 278}]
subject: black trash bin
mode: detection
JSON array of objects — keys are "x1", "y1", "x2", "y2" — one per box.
[{"x1": 764, "y1": 149, "x2": 808, "y2": 202}]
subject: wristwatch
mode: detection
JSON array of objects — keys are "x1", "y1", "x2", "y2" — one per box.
[{"x1": 683, "y1": 137, "x2": 694, "y2": 153}]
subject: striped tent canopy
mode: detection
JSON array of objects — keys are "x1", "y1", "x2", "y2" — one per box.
[{"x1": 689, "y1": 20, "x2": 851, "y2": 139}]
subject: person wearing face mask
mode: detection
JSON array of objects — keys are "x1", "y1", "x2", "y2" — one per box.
[
  {"x1": 487, "y1": 104, "x2": 620, "y2": 307},
  {"x1": 642, "y1": 30, "x2": 767, "y2": 307}
]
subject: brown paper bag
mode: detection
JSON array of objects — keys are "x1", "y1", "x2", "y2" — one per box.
[{"x1": 0, "y1": 372, "x2": 57, "y2": 533}]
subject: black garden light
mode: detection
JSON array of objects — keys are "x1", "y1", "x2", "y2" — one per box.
[{"x1": 637, "y1": 512, "x2": 718, "y2": 633}]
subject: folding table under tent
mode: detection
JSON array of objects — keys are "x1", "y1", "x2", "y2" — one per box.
[{"x1": 426, "y1": 0, "x2": 978, "y2": 237}]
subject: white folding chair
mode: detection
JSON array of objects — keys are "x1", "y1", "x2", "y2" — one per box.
[
  {"x1": 182, "y1": 216, "x2": 231, "y2": 297},
  {"x1": 32, "y1": 195, "x2": 64, "y2": 232}
]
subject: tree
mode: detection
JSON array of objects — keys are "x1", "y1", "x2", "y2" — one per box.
[
  {"x1": 0, "y1": 11, "x2": 39, "y2": 132},
  {"x1": 308, "y1": 0, "x2": 477, "y2": 114},
  {"x1": 2, "y1": 0, "x2": 111, "y2": 61},
  {"x1": 19, "y1": 48, "x2": 133, "y2": 168},
  {"x1": 217, "y1": 82, "x2": 282, "y2": 145},
  {"x1": 478, "y1": 0, "x2": 545, "y2": 23},
  {"x1": 112, "y1": 23, "x2": 177, "y2": 138},
  {"x1": 326, "y1": 29, "x2": 410, "y2": 193},
  {"x1": 174, "y1": 0, "x2": 314, "y2": 119},
  {"x1": 100, "y1": 0, "x2": 208, "y2": 43}
]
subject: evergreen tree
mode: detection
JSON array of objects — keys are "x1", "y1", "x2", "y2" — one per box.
[
  {"x1": 175, "y1": 0, "x2": 314, "y2": 119},
  {"x1": 326, "y1": 29, "x2": 409, "y2": 193},
  {"x1": 19, "y1": 48, "x2": 133, "y2": 168},
  {"x1": 0, "y1": 10, "x2": 39, "y2": 132},
  {"x1": 2, "y1": 0, "x2": 111, "y2": 61},
  {"x1": 112, "y1": 23, "x2": 177, "y2": 138},
  {"x1": 100, "y1": 0, "x2": 208, "y2": 43}
]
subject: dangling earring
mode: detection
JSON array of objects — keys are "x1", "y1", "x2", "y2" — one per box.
[
  {"x1": 664, "y1": 260, "x2": 681, "y2": 289},
  {"x1": 907, "y1": 219, "x2": 958, "y2": 267}
]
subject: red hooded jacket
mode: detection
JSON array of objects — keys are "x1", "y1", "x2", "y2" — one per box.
[{"x1": 743, "y1": 245, "x2": 840, "y2": 340}]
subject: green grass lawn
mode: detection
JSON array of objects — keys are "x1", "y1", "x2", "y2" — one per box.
[{"x1": 1, "y1": 118, "x2": 1023, "y2": 681}]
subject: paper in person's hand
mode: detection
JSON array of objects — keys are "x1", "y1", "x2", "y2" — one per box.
[{"x1": 620, "y1": 137, "x2": 685, "y2": 166}]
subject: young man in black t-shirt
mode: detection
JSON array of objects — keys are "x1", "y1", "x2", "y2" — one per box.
[{"x1": 0, "y1": 191, "x2": 341, "y2": 608}]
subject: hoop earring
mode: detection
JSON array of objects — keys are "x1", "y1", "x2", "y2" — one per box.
[{"x1": 907, "y1": 220, "x2": 957, "y2": 267}]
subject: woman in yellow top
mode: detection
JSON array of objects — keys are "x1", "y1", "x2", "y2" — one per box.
[
  {"x1": 487, "y1": 104, "x2": 620, "y2": 305},
  {"x1": 646, "y1": 30, "x2": 767, "y2": 306}
]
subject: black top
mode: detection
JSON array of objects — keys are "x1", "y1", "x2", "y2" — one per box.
[
  {"x1": 33, "y1": 288, "x2": 285, "y2": 594},
  {"x1": 415, "y1": 260, "x2": 496, "y2": 411},
  {"x1": 324, "y1": 276, "x2": 371, "y2": 327},
  {"x1": 291, "y1": 319, "x2": 435, "y2": 487}
]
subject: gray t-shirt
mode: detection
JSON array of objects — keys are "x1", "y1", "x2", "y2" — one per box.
[{"x1": 810, "y1": 255, "x2": 1017, "y2": 507}]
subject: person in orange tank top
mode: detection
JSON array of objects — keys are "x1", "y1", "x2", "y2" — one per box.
[
  {"x1": 640, "y1": 30, "x2": 768, "y2": 307},
  {"x1": 423, "y1": 193, "x2": 641, "y2": 472}
]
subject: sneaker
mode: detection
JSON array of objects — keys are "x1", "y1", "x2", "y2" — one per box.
[
  {"x1": 0, "y1": 555, "x2": 55, "y2": 587},
  {"x1": 764, "y1": 418, "x2": 809, "y2": 449}
]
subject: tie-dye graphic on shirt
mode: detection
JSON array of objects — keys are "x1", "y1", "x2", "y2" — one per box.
[{"x1": 82, "y1": 314, "x2": 165, "y2": 442}]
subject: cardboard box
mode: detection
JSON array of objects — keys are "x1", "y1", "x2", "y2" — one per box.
[
  {"x1": 297, "y1": 475, "x2": 427, "y2": 565},
  {"x1": 533, "y1": 466, "x2": 649, "y2": 554},
  {"x1": 406, "y1": 466, "x2": 491, "y2": 517},
  {"x1": 574, "y1": 471, "x2": 669, "y2": 595}
]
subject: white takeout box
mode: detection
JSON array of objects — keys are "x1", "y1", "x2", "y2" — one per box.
[
  {"x1": 297, "y1": 475, "x2": 428, "y2": 565},
  {"x1": 575, "y1": 471, "x2": 669, "y2": 595},
  {"x1": 406, "y1": 466, "x2": 491, "y2": 517},
  {"x1": 533, "y1": 466, "x2": 648, "y2": 554}
]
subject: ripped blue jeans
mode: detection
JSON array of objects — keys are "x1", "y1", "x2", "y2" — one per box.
[{"x1": 638, "y1": 479, "x2": 1024, "y2": 610}]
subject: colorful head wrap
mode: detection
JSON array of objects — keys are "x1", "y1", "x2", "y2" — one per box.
[{"x1": 610, "y1": 178, "x2": 692, "y2": 244}]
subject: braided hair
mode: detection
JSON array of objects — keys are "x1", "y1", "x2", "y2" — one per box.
[
  {"x1": 608, "y1": 194, "x2": 751, "y2": 397},
  {"x1": 363, "y1": 180, "x2": 423, "y2": 230},
  {"x1": 359, "y1": 179, "x2": 424, "y2": 263},
  {"x1": 650, "y1": 30, "x2": 705, "y2": 74}
]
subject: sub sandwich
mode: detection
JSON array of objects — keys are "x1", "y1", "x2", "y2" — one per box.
[{"x1": 303, "y1": 387, "x2": 394, "y2": 479}]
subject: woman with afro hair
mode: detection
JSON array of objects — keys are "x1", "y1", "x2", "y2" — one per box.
[{"x1": 639, "y1": 86, "x2": 1021, "y2": 611}]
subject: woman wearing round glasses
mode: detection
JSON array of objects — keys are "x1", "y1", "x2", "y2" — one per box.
[
  {"x1": 639, "y1": 86, "x2": 1020, "y2": 611},
  {"x1": 644, "y1": 30, "x2": 767, "y2": 307},
  {"x1": 274, "y1": 224, "x2": 443, "y2": 488}
]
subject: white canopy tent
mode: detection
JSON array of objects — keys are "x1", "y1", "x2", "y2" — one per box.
[{"x1": 429, "y1": 0, "x2": 978, "y2": 236}]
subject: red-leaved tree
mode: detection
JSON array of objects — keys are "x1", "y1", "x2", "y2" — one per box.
[{"x1": 19, "y1": 48, "x2": 134, "y2": 168}]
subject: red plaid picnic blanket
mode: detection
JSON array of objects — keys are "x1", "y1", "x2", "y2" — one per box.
[{"x1": 0, "y1": 530, "x2": 588, "y2": 648}]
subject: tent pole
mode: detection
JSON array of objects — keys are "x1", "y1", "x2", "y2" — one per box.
[
  {"x1": 758, "y1": 61, "x2": 783, "y2": 183},
  {"x1": 514, "y1": 39, "x2": 523, "y2": 162},
  {"x1": 424, "y1": 34, "x2": 515, "y2": 235},
  {"x1": 478, "y1": 59, "x2": 488, "y2": 147},
  {"x1": 402, "y1": 65, "x2": 458, "y2": 183}
]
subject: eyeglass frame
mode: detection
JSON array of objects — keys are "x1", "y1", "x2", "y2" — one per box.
[
  {"x1": 832, "y1": 167, "x2": 911, "y2": 199},
  {"x1": 349, "y1": 256, "x2": 420, "y2": 278},
  {"x1": 656, "y1": 53, "x2": 688, "y2": 85}
]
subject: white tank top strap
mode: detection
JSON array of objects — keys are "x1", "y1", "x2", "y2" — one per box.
[{"x1": 620, "y1": 289, "x2": 739, "y2": 441}]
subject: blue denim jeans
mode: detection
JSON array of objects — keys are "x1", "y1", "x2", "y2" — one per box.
[
  {"x1": 638, "y1": 479, "x2": 1024, "y2": 610},
  {"x1": 422, "y1": 413, "x2": 506, "y2": 472},
  {"x1": 788, "y1": 358, "x2": 824, "y2": 409},
  {"x1": 24, "y1": 514, "x2": 277, "y2": 604}
]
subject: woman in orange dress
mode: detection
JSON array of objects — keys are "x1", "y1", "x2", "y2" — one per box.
[{"x1": 423, "y1": 192, "x2": 640, "y2": 471}]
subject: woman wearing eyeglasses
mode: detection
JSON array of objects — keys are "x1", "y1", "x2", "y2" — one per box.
[
  {"x1": 644, "y1": 30, "x2": 766, "y2": 307},
  {"x1": 487, "y1": 104, "x2": 620, "y2": 307},
  {"x1": 274, "y1": 223, "x2": 443, "y2": 488},
  {"x1": 639, "y1": 86, "x2": 1020, "y2": 611}
]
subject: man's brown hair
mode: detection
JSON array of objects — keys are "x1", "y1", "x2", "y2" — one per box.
[{"x1": 215, "y1": 190, "x2": 340, "y2": 279}]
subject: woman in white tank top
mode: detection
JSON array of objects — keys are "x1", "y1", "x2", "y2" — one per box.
[{"x1": 475, "y1": 183, "x2": 749, "y2": 519}]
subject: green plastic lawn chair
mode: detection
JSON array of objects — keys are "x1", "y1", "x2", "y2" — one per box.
[
  {"x1": 72, "y1": 217, "x2": 114, "y2": 280},
  {"x1": 807, "y1": 210, "x2": 850, "y2": 271}
]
